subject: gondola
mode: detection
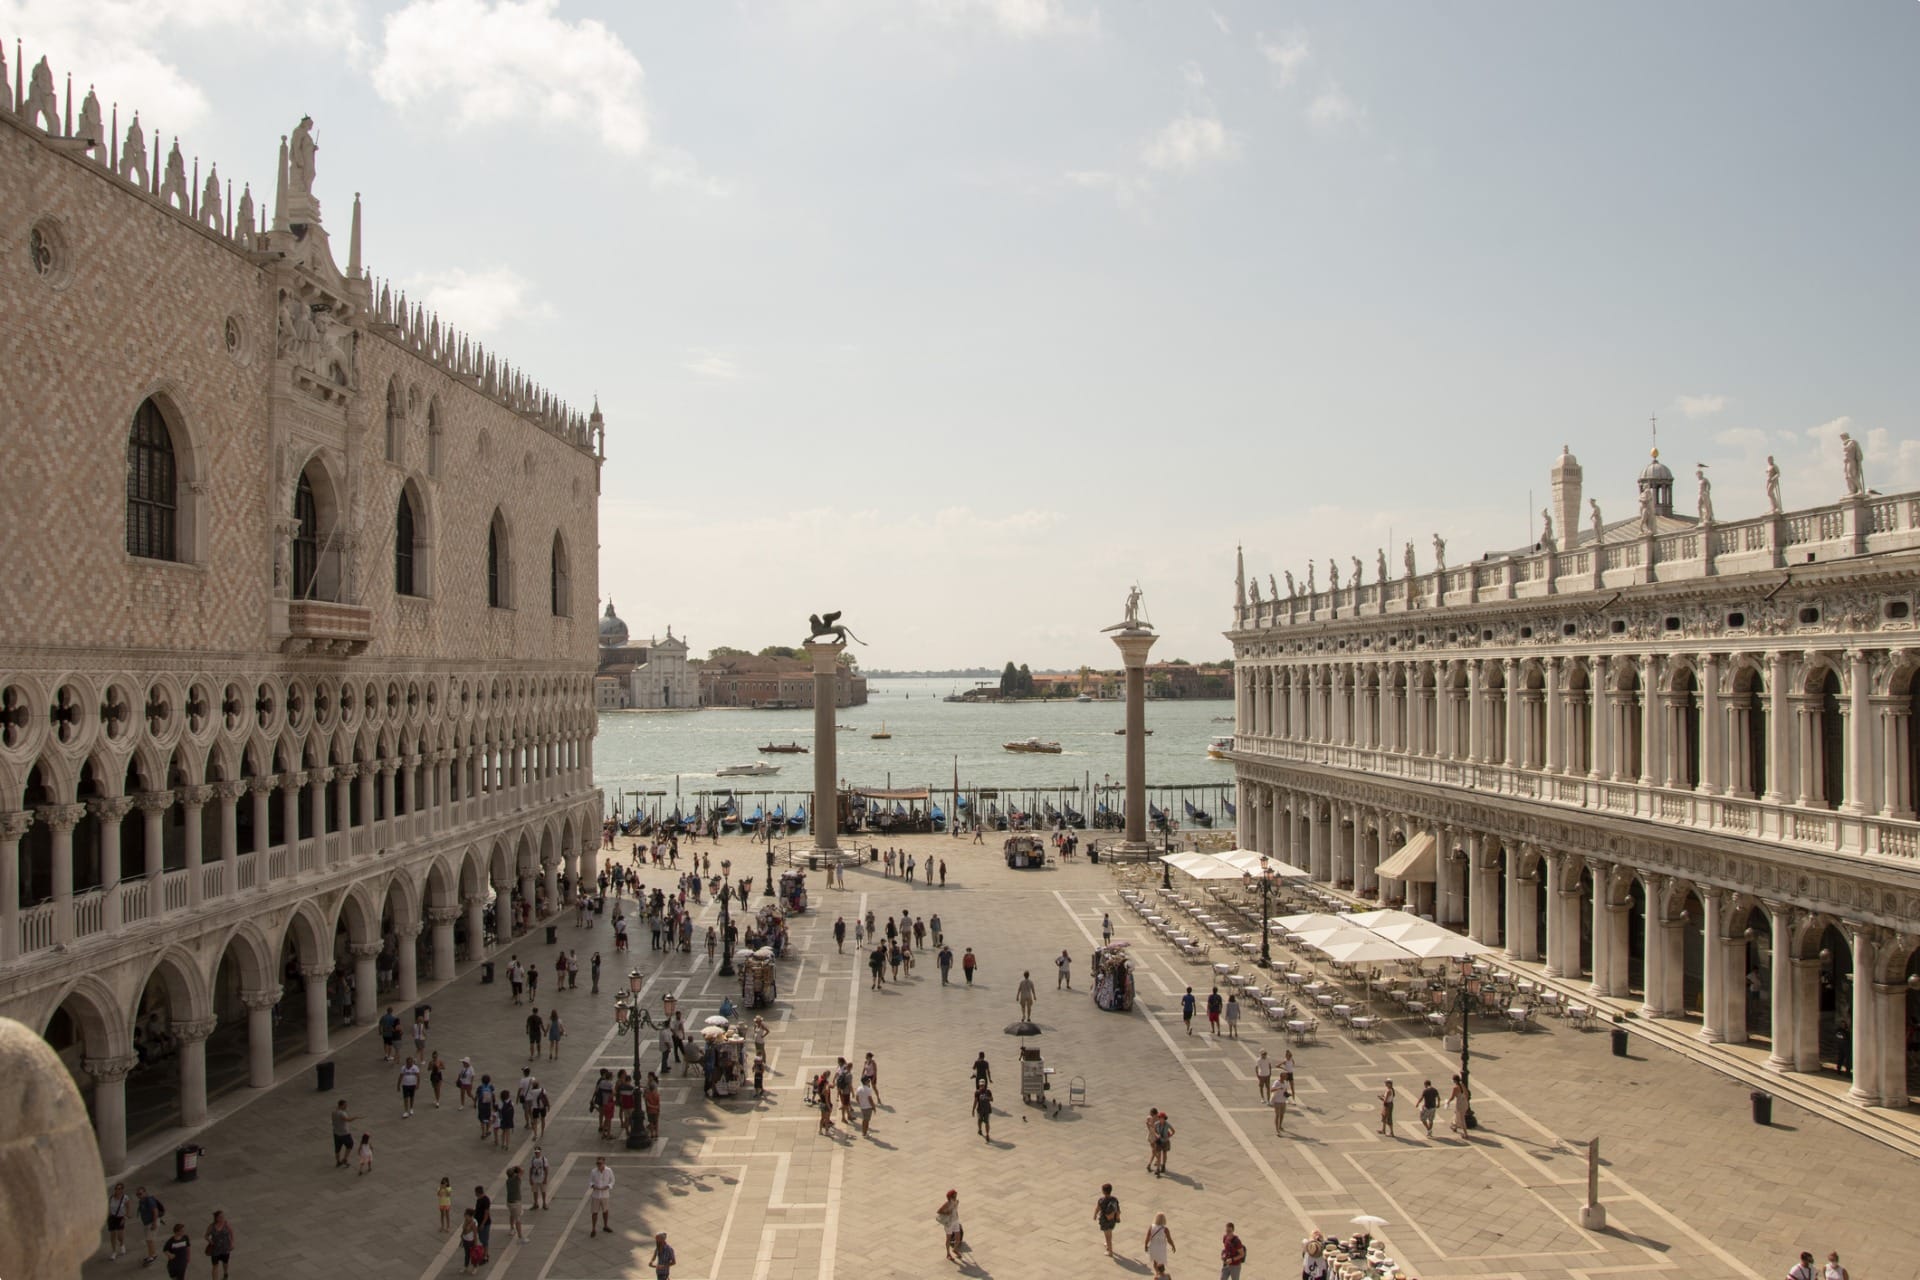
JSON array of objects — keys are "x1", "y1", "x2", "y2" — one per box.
[
  {"x1": 769, "y1": 804, "x2": 786, "y2": 830},
  {"x1": 1149, "y1": 802, "x2": 1170, "y2": 832},
  {"x1": 742, "y1": 805, "x2": 763, "y2": 833},
  {"x1": 788, "y1": 804, "x2": 807, "y2": 832},
  {"x1": 930, "y1": 802, "x2": 945, "y2": 831},
  {"x1": 1222, "y1": 796, "x2": 1236, "y2": 820},
  {"x1": 1182, "y1": 799, "x2": 1213, "y2": 828},
  {"x1": 1063, "y1": 805, "x2": 1085, "y2": 826}
]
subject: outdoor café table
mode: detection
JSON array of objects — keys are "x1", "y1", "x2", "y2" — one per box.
[
  {"x1": 1350, "y1": 1015, "x2": 1381, "y2": 1039},
  {"x1": 1285, "y1": 972, "x2": 1308, "y2": 987},
  {"x1": 1212, "y1": 962, "x2": 1235, "y2": 977},
  {"x1": 1315, "y1": 993, "x2": 1337, "y2": 1010},
  {"x1": 1287, "y1": 1019, "x2": 1313, "y2": 1042},
  {"x1": 1515, "y1": 978, "x2": 1536, "y2": 994},
  {"x1": 1538, "y1": 991, "x2": 1562, "y2": 1013},
  {"x1": 1332, "y1": 1003, "x2": 1353, "y2": 1024},
  {"x1": 1405, "y1": 999, "x2": 1428, "y2": 1015},
  {"x1": 1507, "y1": 1006, "x2": 1533, "y2": 1029},
  {"x1": 1425, "y1": 1011, "x2": 1448, "y2": 1035},
  {"x1": 1145, "y1": 915, "x2": 1165, "y2": 925},
  {"x1": 1226, "y1": 973, "x2": 1251, "y2": 988},
  {"x1": 1302, "y1": 980, "x2": 1327, "y2": 995},
  {"x1": 1566, "y1": 1002, "x2": 1591, "y2": 1028}
]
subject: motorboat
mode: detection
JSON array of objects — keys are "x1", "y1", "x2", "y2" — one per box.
[
  {"x1": 1003, "y1": 737, "x2": 1063, "y2": 754},
  {"x1": 1207, "y1": 735, "x2": 1234, "y2": 760},
  {"x1": 717, "y1": 762, "x2": 779, "y2": 778},
  {"x1": 1075, "y1": 693, "x2": 1093, "y2": 703},
  {"x1": 759, "y1": 742, "x2": 809, "y2": 754},
  {"x1": 870, "y1": 722, "x2": 892, "y2": 740},
  {"x1": 1113, "y1": 728, "x2": 1153, "y2": 735}
]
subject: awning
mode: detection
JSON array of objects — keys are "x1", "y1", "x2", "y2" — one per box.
[
  {"x1": 1375, "y1": 831, "x2": 1437, "y2": 883},
  {"x1": 851, "y1": 787, "x2": 930, "y2": 801}
]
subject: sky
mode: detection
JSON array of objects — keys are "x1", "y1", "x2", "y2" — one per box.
[{"x1": 11, "y1": 1, "x2": 1919, "y2": 669}]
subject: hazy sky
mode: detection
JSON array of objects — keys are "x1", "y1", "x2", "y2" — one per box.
[{"x1": 14, "y1": 1, "x2": 1918, "y2": 668}]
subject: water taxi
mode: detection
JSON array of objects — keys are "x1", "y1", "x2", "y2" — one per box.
[
  {"x1": 1207, "y1": 735, "x2": 1234, "y2": 760},
  {"x1": 717, "y1": 762, "x2": 780, "y2": 778},
  {"x1": 870, "y1": 722, "x2": 892, "y2": 740},
  {"x1": 758, "y1": 742, "x2": 809, "y2": 754},
  {"x1": 1003, "y1": 737, "x2": 1063, "y2": 754}
]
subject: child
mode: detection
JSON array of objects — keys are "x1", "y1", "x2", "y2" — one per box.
[
  {"x1": 459, "y1": 1211, "x2": 480, "y2": 1274},
  {"x1": 356, "y1": 1132, "x2": 374, "y2": 1175},
  {"x1": 437, "y1": 1177, "x2": 453, "y2": 1232}
]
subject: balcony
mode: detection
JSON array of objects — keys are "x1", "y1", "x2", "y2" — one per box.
[{"x1": 284, "y1": 600, "x2": 373, "y2": 656}]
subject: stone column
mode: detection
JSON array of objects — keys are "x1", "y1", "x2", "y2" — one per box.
[
  {"x1": 1878, "y1": 699, "x2": 1913, "y2": 818},
  {"x1": 1466, "y1": 661, "x2": 1484, "y2": 762},
  {"x1": 240, "y1": 988, "x2": 280, "y2": 1087},
  {"x1": 1110, "y1": 627, "x2": 1160, "y2": 857},
  {"x1": 1639, "y1": 656, "x2": 1661, "y2": 786},
  {"x1": 300, "y1": 963, "x2": 332, "y2": 1055},
  {"x1": 0, "y1": 810, "x2": 31, "y2": 962},
  {"x1": 250, "y1": 776, "x2": 274, "y2": 861},
  {"x1": 1503, "y1": 658, "x2": 1522, "y2": 766},
  {"x1": 1765, "y1": 652, "x2": 1791, "y2": 804},
  {"x1": 1544, "y1": 658, "x2": 1564, "y2": 774},
  {"x1": 1765, "y1": 907, "x2": 1796, "y2": 1071},
  {"x1": 334, "y1": 765, "x2": 357, "y2": 853},
  {"x1": 350, "y1": 942, "x2": 382, "y2": 1025},
  {"x1": 91, "y1": 796, "x2": 130, "y2": 928},
  {"x1": 380, "y1": 762, "x2": 399, "y2": 850},
  {"x1": 429, "y1": 907, "x2": 460, "y2": 980},
  {"x1": 1598, "y1": 895, "x2": 1631, "y2": 997},
  {"x1": 1642, "y1": 884, "x2": 1671, "y2": 1018},
  {"x1": 1846, "y1": 650, "x2": 1872, "y2": 814},
  {"x1": 1791, "y1": 957, "x2": 1822, "y2": 1071},
  {"x1": 358, "y1": 766, "x2": 377, "y2": 842},
  {"x1": 43, "y1": 804, "x2": 83, "y2": 944},
  {"x1": 464, "y1": 896, "x2": 487, "y2": 962},
  {"x1": 280, "y1": 770, "x2": 304, "y2": 868},
  {"x1": 800, "y1": 639, "x2": 846, "y2": 861},
  {"x1": 1721, "y1": 931, "x2": 1750, "y2": 1044},
  {"x1": 1309, "y1": 804, "x2": 1329, "y2": 881},
  {"x1": 179, "y1": 785, "x2": 210, "y2": 907},
  {"x1": 1700, "y1": 654, "x2": 1723, "y2": 795},
  {"x1": 310, "y1": 767, "x2": 334, "y2": 865},
  {"x1": 1543, "y1": 855, "x2": 1569, "y2": 978},
  {"x1": 1590, "y1": 878, "x2": 1615, "y2": 996},
  {"x1": 214, "y1": 780, "x2": 243, "y2": 897},
  {"x1": 1503, "y1": 850, "x2": 1525, "y2": 961},
  {"x1": 136, "y1": 791, "x2": 170, "y2": 882},
  {"x1": 394, "y1": 924, "x2": 421, "y2": 1002},
  {"x1": 1872, "y1": 982, "x2": 1909, "y2": 1110},
  {"x1": 173, "y1": 1017, "x2": 216, "y2": 1126},
  {"x1": 1698, "y1": 891, "x2": 1725, "y2": 1041},
  {"x1": 83, "y1": 1054, "x2": 138, "y2": 1173},
  {"x1": 1591, "y1": 656, "x2": 1611, "y2": 780},
  {"x1": 1847, "y1": 929, "x2": 1878, "y2": 1105}
]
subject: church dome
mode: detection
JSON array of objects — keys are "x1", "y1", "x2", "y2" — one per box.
[
  {"x1": 1638, "y1": 449, "x2": 1673, "y2": 484},
  {"x1": 599, "y1": 601, "x2": 630, "y2": 647}
]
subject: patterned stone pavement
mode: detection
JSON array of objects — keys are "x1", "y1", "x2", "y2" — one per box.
[{"x1": 84, "y1": 833, "x2": 1910, "y2": 1279}]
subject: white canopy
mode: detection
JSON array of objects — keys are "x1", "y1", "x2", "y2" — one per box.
[
  {"x1": 1273, "y1": 911, "x2": 1350, "y2": 933},
  {"x1": 1394, "y1": 932, "x2": 1493, "y2": 960},
  {"x1": 1213, "y1": 849, "x2": 1312, "y2": 879},
  {"x1": 1312, "y1": 932, "x2": 1418, "y2": 965},
  {"x1": 1376, "y1": 831, "x2": 1438, "y2": 882},
  {"x1": 1344, "y1": 909, "x2": 1451, "y2": 942},
  {"x1": 1160, "y1": 852, "x2": 1245, "y2": 880}
]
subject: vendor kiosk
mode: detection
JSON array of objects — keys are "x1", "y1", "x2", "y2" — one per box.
[
  {"x1": 1018, "y1": 1044, "x2": 1052, "y2": 1104},
  {"x1": 737, "y1": 948, "x2": 778, "y2": 1008},
  {"x1": 1003, "y1": 835, "x2": 1046, "y2": 869},
  {"x1": 701, "y1": 1018, "x2": 749, "y2": 1098},
  {"x1": 1092, "y1": 943, "x2": 1135, "y2": 1012},
  {"x1": 778, "y1": 869, "x2": 809, "y2": 913}
]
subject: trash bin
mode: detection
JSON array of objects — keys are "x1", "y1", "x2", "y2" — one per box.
[
  {"x1": 868, "y1": 849, "x2": 879, "y2": 863},
  {"x1": 546, "y1": 924, "x2": 558, "y2": 945},
  {"x1": 1750, "y1": 1091, "x2": 1773, "y2": 1125},
  {"x1": 174, "y1": 1143, "x2": 203, "y2": 1182},
  {"x1": 315, "y1": 1060, "x2": 335, "y2": 1091},
  {"x1": 1088, "y1": 848, "x2": 1100, "y2": 864},
  {"x1": 1610, "y1": 1026, "x2": 1628, "y2": 1057},
  {"x1": 480, "y1": 960, "x2": 495, "y2": 985}
]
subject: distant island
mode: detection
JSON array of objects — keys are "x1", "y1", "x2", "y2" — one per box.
[{"x1": 863, "y1": 668, "x2": 999, "y2": 678}]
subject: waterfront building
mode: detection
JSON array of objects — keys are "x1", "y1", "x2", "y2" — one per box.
[
  {"x1": 697, "y1": 655, "x2": 868, "y2": 709},
  {"x1": 0, "y1": 55, "x2": 606, "y2": 1172},
  {"x1": 1228, "y1": 445, "x2": 1920, "y2": 1108},
  {"x1": 594, "y1": 604, "x2": 697, "y2": 709}
]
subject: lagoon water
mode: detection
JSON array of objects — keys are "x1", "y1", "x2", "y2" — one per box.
[{"x1": 594, "y1": 676, "x2": 1234, "y2": 818}]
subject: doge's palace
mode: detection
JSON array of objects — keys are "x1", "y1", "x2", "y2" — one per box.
[
  {"x1": 1229, "y1": 443, "x2": 1920, "y2": 1112},
  {"x1": 0, "y1": 48, "x2": 606, "y2": 1172}
]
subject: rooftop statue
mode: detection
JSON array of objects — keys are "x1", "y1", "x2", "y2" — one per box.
[
  {"x1": 1328, "y1": 559, "x2": 1340, "y2": 592},
  {"x1": 1351, "y1": 557, "x2": 1363, "y2": 594},
  {"x1": 1305, "y1": 562, "x2": 1315, "y2": 595},
  {"x1": 1766, "y1": 455, "x2": 1782, "y2": 514},
  {"x1": 1402, "y1": 541, "x2": 1415, "y2": 578},
  {"x1": 1638, "y1": 484, "x2": 1656, "y2": 530},
  {"x1": 1696, "y1": 465, "x2": 1714, "y2": 523},
  {"x1": 1281, "y1": 571, "x2": 1293, "y2": 599},
  {"x1": 1249, "y1": 575, "x2": 1262, "y2": 604},
  {"x1": 806, "y1": 611, "x2": 864, "y2": 645},
  {"x1": 1102, "y1": 585, "x2": 1153, "y2": 633},
  {"x1": 1589, "y1": 498, "x2": 1603, "y2": 541},
  {"x1": 1841, "y1": 431, "x2": 1865, "y2": 496},
  {"x1": 289, "y1": 115, "x2": 318, "y2": 196},
  {"x1": 1431, "y1": 534, "x2": 1446, "y2": 576},
  {"x1": 1376, "y1": 548, "x2": 1388, "y2": 583},
  {"x1": 1270, "y1": 573, "x2": 1280, "y2": 601}
]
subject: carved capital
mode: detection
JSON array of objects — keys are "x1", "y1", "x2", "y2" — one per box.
[
  {"x1": 133, "y1": 790, "x2": 175, "y2": 815},
  {"x1": 250, "y1": 775, "x2": 282, "y2": 796},
  {"x1": 405, "y1": 754, "x2": 425, "y2": 769},
  {"x1": 89, "y1": 796, "x2": 135, "y2": 823},
  {"x1": 299, "y1": 962, "x2": 334, "y2": 980},
  {"x1": 213, "y1": 780, "x2": 249, "y2": 802},
  {"x1": 349, "y1": 941, "x2": 384, "y2": 959},
  {"x1": 0, "y1": 809, "x2": 34, "y2": 841},
  {"x1": 239, "y1": 987, "x2": 283, "y2": 1010},
  {"x1": 335, "y1": 762, "x2": 361, "y2": 781},
  {"x1": 462, "y1": 895, "x2": 487, "y2": 910},
  {"x1": 426, "y1": 907, "x2": 462, "y2": 926},
  {"x1": 38, "y1": 802, "x2": 87, "y2": 832},
  {"x1": 283, "y1": 769, "x2": 310, "y2": 789},
  {"x1": 171, "y1": 1017, "x2": 218, "y2": 1043},
  {"x1": 394, "y1": 922, "x2": 423, "y2": 939},
  {"x1": 178, "y1": 784, "x2": 216, "y2": 808},
  {"x1": 309, "y1": 766, "x2": 336, "y2": 785},
  {"x1": 84, "y1": 1054, "x2": 140, "y2": 1083}
]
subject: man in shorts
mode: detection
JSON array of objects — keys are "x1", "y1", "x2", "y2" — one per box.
[
  {"x1": 1180, "y1": 987, "x2": 1197, "y2": 1035},
  {"x1": 136, "y1": 1185, "x2": 167, "y2": 1264},
  {"x1": 330, "y1": 1099, "x2": 358, "y2": 1167},
  {"x1": 587, "y1": 1156, "x2": 615, "y2": 1237},
  {"x1": 1418, "y1": 1079, "x2": 1441, "y2": 1137},
  {"x1": 648, "y1": 1231, "x2": 677, "y2": 1279},
  {"x1": 527, "y1": 1008, "x2": 545, "y2": 1060}
]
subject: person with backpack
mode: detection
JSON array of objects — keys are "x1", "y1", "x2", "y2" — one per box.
[
  {"x1": 136, "y1": 1185, "x2": 167, "y2": 1264},
  {"x1": 1220, "y1": 1220, "x2": 1247, "y2": 1279},
  {"x1": 1094, "y1": 1183, "x2": 1121, "y2": 1258},
  {"x1": 961, "y1": 947, "x2": 978, "y2": 986}
]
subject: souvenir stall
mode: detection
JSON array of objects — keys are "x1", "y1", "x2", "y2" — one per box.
[
  {"x1": 1003, "y1": 835, "x2": 1046, "y2": 869},
  {"x1": 1092, "y1": 942, "x2": 1135, "y2": 1012},
  {"x1": 701, "y1": 1017, "x2": 749, "y2": 1098},
  {"x1": 737, "y1": 947, "x2": 778, "y2": 1008},
  {"x1": 778, "y1": 869, "x2": 810, "y2": 914},
  {"x1": 744, "y1": 904, "x2": 791, "y2": 957}
]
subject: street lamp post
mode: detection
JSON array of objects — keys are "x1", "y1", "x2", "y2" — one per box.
[
  {"x1": 1455, "y1": 955, "x2": 1479, "y2": 1130},
  {"x1": 1257, "y1": 856, "x2": 1274, "y2": 969},
  {"x1": 763, "y1": 818, "x2": 776, "y2": 898},
  {"x1": 1161, "y1": 821, "x2": 1173, "y2": 891},
  {"x1": 620, "y1": 968, "x2": 652, "y2": 1148}
]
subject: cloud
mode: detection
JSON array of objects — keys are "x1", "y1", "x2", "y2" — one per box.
[
  {"x1": 0, "y1": 0, "x2": 366, "y2": 131},
  {"x1": 402, "y1": 266, "x2": 548, "y2": 334},
  {"x1": 685, "y1": 351, "x2": 743, "y2": 381},
  {"x1": 914, "y1": 0, "x2": 1097, "y2": 39},
  {"x1": 1676, "y1": 393, "x2": 1729, "y2": 418},
  {"x1": 1139, "y1": 111, "x2": 1237, "y2": 173},
  {"x1": 646, "y1": 145, "x2": 732, "y2": 198},
  {"x1": 1255, "y1": 31, "x2": 1310, "y2": 87},
  {"x1": 1063, "y1": 168, "x2": 1149, "y2": 207},
  {"x1": 373, "y1": 0, "x2": 648, "y2": 154},
  {"x1": 1209, "y1": 9, "x2": 1231, "y2": 36},
  {"x1": 1308, "y1": 81, "x2": 1360, "y2": 129}
]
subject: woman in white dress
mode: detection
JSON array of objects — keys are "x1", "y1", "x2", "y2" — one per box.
[
  {"x1": 936, "y1": 1190, "x2": 962, "y2": 1263},
  {"x1": 1144, "y1": 1212, "x2": 1176, "y2": 1273}
]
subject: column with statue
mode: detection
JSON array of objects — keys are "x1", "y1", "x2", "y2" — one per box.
[
  {"x1": 1101, "y1": 586, "x2": 1160, "y2": 861},
  {"x1": 800, "y1": 611, "x2": 861, "y2": 870}
]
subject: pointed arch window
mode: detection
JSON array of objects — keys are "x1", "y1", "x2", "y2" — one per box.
[
  {"x1": 126, "y1": 399, "x2": 178, "y2": 560},
  {"x1": 395, "y1": 490, "x2": 418, "y2": 596},
  {"x1": 550, "y1": 532, "x2": 570, "y2": 616},
  {"x1": 293, "y1": 472, "x2": 321, "y2": 599},
  {"x1": 487, "y1": 510, "x2": 509, "y2": 608}
]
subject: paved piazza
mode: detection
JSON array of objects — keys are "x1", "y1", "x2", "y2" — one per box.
[{"x1": 85, "y1": 834, "x2": 1910, "y2": 1280}]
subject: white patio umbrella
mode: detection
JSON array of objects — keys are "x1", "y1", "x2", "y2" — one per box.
[
  {"x1": 1310, "y1": 932, "x2": 1417, "y2": 1008},
  {"x1": 1350, "y1": 1214, "x2": 1389, "y2": 1228},
  {"x1": 1344, "y1": 909, "x2": 1430, "y2": 934},
  {"x1": 1215, "y1": 849, "x2": 1312, "y2": 879},
  {"x1": 1272, "y1": 911, "x2": 1349, "y2": 934},
  {"x1": 1394, "y1": 932, "x2": 1493, "y2": 960},
  {"x1": 1161, "y1": 852, "x2": 1244, "y2": 880}
]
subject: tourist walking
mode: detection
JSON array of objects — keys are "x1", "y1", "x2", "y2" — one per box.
[
  {"x1": 861, "y1": 1051, "x2": 882, "y2": 1104},
  {"x1": 1094, "y1": 1183, "x2": 1121, "y2": 1257},
  {"x1": 1144, "y1": 1212, "x2": 1175, "y2": 1273},
  {"x1": 1220, "y1": 1221, "x2": 1247, "y2": 1279},
  {"x1": 413, "y1": 1015, "x2": 429, "y2": 1060},
  {"x1": 495, "y1": 1091, "x2": 516, "y2": 1150},
  {"x1": 938, "y1": 944, "x2": 954, "y2": 984},
  {"x1": 591, "y1": 951, "x2": 602, "y2": 993},
  {"x1": 935, "y1": 1190, "x2": 963, "y2": 1262},
  {"x1": 1418, "y1": 1079, "x2": 1440, "y2": 1136},
  {"x1": 1824, "y1": 1251, "x2": 1850, "y2": 1280},
  {"x1": 136, "y1": 1184, "x2": 167, "y2": 1264},
  {"x1": 379, "y1": 1006, "x2": 401, "y2": 1062},
  {"x1": 1270, "y1": 1078, "x2": 1292, "y2": 1134},
  {"x1": 529, "y1": 1148, "x2": 551, "y2": 1210},
  {"x1": 972, "y1": 1051, "x2": 992, "y2": 1087},
  {"x1": 1102, "y1": 912, "x2": 1113, "y2": 945},
  {"x1": 547, "y1": 1008, "x2": 566, "y2": 1059},
  {"x1": 476, "y1": 1074, "x2": 496, "y2": 1136},
  {"x1": 834, "y1": 916, "x2": 846, "y2": 952},
  {"x1": 330, "y1": 1099, "x2": 358, "y2": 1167},
  {"x1": 504, "y1": 1165, "x2": 529, "y2": 1242},
  {"x1": 355, "y1": 1130, "x2": 374, "y2": 1174},
  {"x1": 973, "y1": 1080, "x2": 994, "y2": 1140},
  {"x1": 437, "y1": 1177, "x2": 454, "y2": 1232},
  {"x1": 161, "y1": 1221, "x2": 192, "y2": 1280},
  {"x1": 1302, "y1": 1230, "x2": 1330, "y2": 1280},
  {"x1": 869, "y1": 943, "x2": 886, "y2": 990},
  {"x1": 1016, "y1": 971, "x2": 1037, "y2": 1020},
  {"x1": 1148, "y1": 1108, "x2": 1174, "y2": 1175},
  {"x1": 507, "y1": 957, "x2": 523, "y2": 1004},
  {"x1": 586, "y1": 1157, "x2": 615, "y2": 1237},
  {"x1": 1180, "y1": 986, "x2": 1196, "y2": 1034},
  {"x1": 427, "y1": 1051, "x2": 446, "y2": 1107},
  {"x1": 1206, "y1": 987, "x2": 1223, "y2": 1035},
  {"x1": 929, "y1": 912, "x2": 943, "y2": 946},
  {"x1": 1225, "y1": 992, "x2": 1241, "y2": 1038},
  {"x1": 1254, "y1": 1049, "x2": 1273, "y2": 1101},
  {"x1": 1787, "y1": 1252, "x2": 1817, "y2": 1280},
  {"x1": 648, "y1": 1232, "x2": 678, "y2": 1279},
  {"x1": 456, "y1": 1057, "x2": 475, "y2": 1108},
  {"x1": 1377, "y1": 1079, "x2": 1396, "y2": 1137},
  {"x1": 1056, "y1": 948, "x2": 1072, "y2": 989},
  {"x1": 203, "y1": 1209, "x2": 235, "y2": 1280},
  {"x1": 1447, "y1": 1074, "x2": 1470, "y2": 1137},
  {"x1": 398, "y1": 1057, "x2": 421, "y2": 1116},
  {"x1": 105, "y1": 1182, "x2": 131, "y2": 1259},
  {"x1": 526, "y1": 1008, "x2": 544, "y2": 1060},
  {"x1": 962, "y1": 947, "x2": 978, "y2": 985},
  {"x1": 855, "y1": 1078, "x2": 877, "y2": 1135}
]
